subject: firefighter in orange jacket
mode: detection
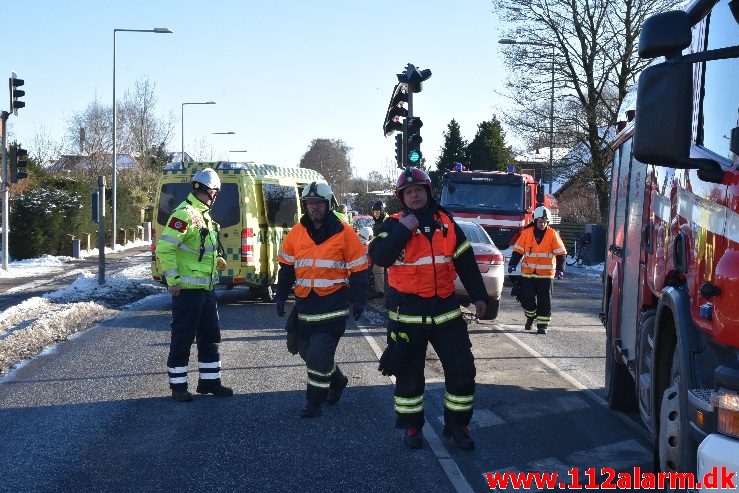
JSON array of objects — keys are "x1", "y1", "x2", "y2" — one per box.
[
  {"x1": 275, "y1": 182, "x2": 368, "y2": 418},
  {"x1": 368, "y1": 167, "x2": 490, "y2": 451},
  {"x1": 507, "y1": 205, "x2": 567, "y2": 334}
]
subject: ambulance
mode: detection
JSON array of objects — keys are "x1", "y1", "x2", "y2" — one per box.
[{"x1": 151, "y1": 161, "x2": 328, "y2": 300}]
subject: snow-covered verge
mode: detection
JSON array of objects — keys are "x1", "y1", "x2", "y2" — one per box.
[{"x1": 0, "y1": 244, "x2": 166, "y2": 379}]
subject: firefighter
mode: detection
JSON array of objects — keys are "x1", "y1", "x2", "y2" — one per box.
[
  {"x1": 507, "y1": 205, "x2": 567, "y2": 334},
  {"x1": 369, "y1": 167, "x2": 489, "y2": 451},
  {"x1": 372, "y1": 200, "x2": 389, "y2": 236},
  {"x1": 274, "y1": 182, "x2": 369, "y2": 418},
  {"x1": 156, "y1": 168, "x2": 233, "y2": 402}
]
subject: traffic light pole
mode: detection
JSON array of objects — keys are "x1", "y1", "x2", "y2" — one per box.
[{"x1": 1, "y1": 111, "x2": 9, "y2": 271}]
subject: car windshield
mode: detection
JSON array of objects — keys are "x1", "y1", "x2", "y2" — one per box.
[{"x1": 353, "y1": 217, "x2": 373, "y2": 229}]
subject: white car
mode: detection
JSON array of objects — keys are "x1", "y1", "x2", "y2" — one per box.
[{"x1": 454, "y1": 220, "x2": 505, "y2": 320}]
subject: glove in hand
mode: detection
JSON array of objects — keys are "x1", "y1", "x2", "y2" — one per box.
[
  {"x1": 377, "y1": 340, "x2": 396, "y2": 376},
  {"x1": 507, "y1": 265, "x2": 515, "y2": 274},
  {"x1": 353, "y1": 302, "x2": 365, "y2": 321},
  {"x1": 389, "y1": 331, "x2": 412, "y2": 376},
  {"x1": 286, "y1": 331, "x2": 299, "y2": 355},
  {"x1": 556, "y1": 270, "x2": 564, "y2": 280},
  {"x1": 275, "y1": 298, "x2": 286, "y2": 317}
]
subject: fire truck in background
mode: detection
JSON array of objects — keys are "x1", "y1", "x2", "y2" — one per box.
[
  {"x1": 440, "y1": 165, "x2": 559, "y2": 279},
  {"x1": 603, "y1": 0, "x2": 739, "y2": 487}
]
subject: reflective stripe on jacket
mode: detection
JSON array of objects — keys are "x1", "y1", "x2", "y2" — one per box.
[
  {"x1": 512, "y1": 226, "x2": 566, "y2": 278},
  {"x1": 155, "y1": 193, "x2": 219, "y2": 290},
  {"x1": 278, "y1": 221, "x2": 368, "y2": 299},
  {"x1": 387, "y1": 211, "x2": 459, "y2": 298}
]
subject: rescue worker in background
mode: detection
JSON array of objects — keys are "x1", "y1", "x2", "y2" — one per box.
[
  {"x1": 155, "y1": 168, "x2": 233, "y2": 402},
  {"x1": 507, "y1": 205, "x2": 567, "y2": 335},
  {"x1": 368, "y1": 167, "x2": 490, "y2": 451},
  {"x1": 334, "y1": 204, "x2": 351, "y2": 224},
  {"x1": 275, "y1": 182, "x2": 369, "y2": 418},
  {"x1": 372, "y1": 201, "x2": 389, "y2": 236}
]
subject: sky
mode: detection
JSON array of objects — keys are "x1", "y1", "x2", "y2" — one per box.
[{"x1": 5, "y1": 0, "x2": 514, "y2": 180}]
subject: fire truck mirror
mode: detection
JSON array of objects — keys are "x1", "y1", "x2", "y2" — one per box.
[
  {"x1": 638, "y1": 10, "x2": 691, "y2": 59},
  {"x1": 730, "y1": 127, "x2": 739, "y2": 157}
]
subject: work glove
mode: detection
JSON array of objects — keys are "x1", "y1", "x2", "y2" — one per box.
[
  {"x1": 275, "y1": 297, "x2": 286, "y2": 317},
  {"x1": 556, "y1": 270, "x2": 564, "y2": 280},
  {"x1": 507, "y1": 265, "x2": 515, "y2": 274},
  {"x1": 285, "y1": 306, "x2": 299, "y2": 355},
  {"x1": 389, "y1": 330, "x2": 412, "y2": 376},
  {"x1": 377, "y1": 338, "x2": 396, "y2": 376},
  {"x1": 353, "y1": 302, "x2": 365, "y2": 321}
]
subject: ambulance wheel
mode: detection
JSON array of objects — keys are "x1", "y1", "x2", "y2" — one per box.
[
  {"x1": 605, "y1": 318, "x2": 638, "y2": 411},
  {"x1": 261, "y1": 285, "x2": 275, "y2": 303}
]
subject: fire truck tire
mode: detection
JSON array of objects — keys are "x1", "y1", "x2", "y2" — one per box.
[
  {"x1": 658, "y1": 346, "x2": 690, "y2": 483},
  {"x1": 605, "y1": 318, "x2": 638, "y2": 411}
]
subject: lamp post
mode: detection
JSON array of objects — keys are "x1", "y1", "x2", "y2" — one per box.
[
  {"x1": 229, "y1": 150, "x2": 248, "y2": 161},
  {"x1": 210, "y1": 132, "x2": 235, "y2": 161},
  {"x1": 499, "y1": 38, "x2": 555, "y2": 194},
  {"x1": 181, "y1": 101, "x2": 216, "y2": 163},
  {"x1": 112, "y1": 27, "x2": 172, "y2": 251}
]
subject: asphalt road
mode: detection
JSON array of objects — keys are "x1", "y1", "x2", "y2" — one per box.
[{"x1": 0, "y1": 255, "x2": 654, "y2": 492}]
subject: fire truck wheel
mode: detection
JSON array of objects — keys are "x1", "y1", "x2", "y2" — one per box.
[
  {"x1": 658, "y1": 348, "x2": 685, "y2": 482},
  {"x1": 605, "y1": 318, "x2": 638, "y2": 411}
]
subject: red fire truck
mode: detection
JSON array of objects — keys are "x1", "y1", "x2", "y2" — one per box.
[
  {"x1": 604, "y1": 0, "x2": 739, "y2": 485},
  {"x1": 440, "y1": 165, "x2": 559, "y2": 279}
]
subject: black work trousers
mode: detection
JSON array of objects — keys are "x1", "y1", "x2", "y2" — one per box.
[
  {"x1": 166, "y1": 288, "x2": 221, "y2": 390},
  {"x1": 519, "y1": 276, "x2": 554, "y2": 326},
  {"x1": 393, "y1": 316, "x2": 476, "y2": 429},
  {"x1": 297, "y1": 319, "x2": 347, "y2": 404}
]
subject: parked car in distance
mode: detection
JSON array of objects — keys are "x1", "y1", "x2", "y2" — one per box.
[
  {"x1": 352, "y1": 215, "x2": 374, "y2": 232},
  {"x1": 454, "y1": 220, "x2": 504, "y2": 320}
]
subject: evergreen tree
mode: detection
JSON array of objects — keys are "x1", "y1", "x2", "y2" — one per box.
[
  {"x1": 465, "y1": 116, "x2": 514, "y2": 172},
  {"x1": 434, "y1": 119, "x2": 467, "y2": 174}
]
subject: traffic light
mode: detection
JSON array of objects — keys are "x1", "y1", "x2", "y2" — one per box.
[
  {"x1": 397, "y1": 64, "x2": 432, "y2": 93},
  {"x1": 9, "y1": 144, "x2": 28, "y2": 183},
  {"x1": 9, "y1": 72, "x2": 25, "y2": 116},
  {"x1": 407, "y1": 117, "x2": 423, "y2": 165},
  {"x1": 383, "y1": 83, "x2": 408, "y2": 137},
  {"x1": 395, "y1": 134, "x2": 404, "y2": 167}
]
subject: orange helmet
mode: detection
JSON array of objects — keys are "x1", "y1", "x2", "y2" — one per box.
[{"x1": 395, "y1": 167, "x2": 432, "y2": 205}]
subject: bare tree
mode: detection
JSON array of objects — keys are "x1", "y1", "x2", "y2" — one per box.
[
  {"x1": 29, "y1": 124, "x2": 65, "y2": 166},
  {"x1": 299, "y1": 138, "x2": 353, "y2": 201},
  {"x1": 119, "y1": 77, "x2": 176, "y2": 168},
  {"x1": 493, "y1": 0, "x2": 680, "y2": 217},
  {"x1": 64, "y1": 95, "x2": 112, "y2": 174}
]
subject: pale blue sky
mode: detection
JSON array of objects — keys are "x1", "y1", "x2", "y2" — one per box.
[{"x1": 6, "y1": 0, "x2": 513, "y2": 179}]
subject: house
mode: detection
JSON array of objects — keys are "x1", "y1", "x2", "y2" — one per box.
[{"x1": 46, "y1": 153, "x2": 140, "y2": 173}]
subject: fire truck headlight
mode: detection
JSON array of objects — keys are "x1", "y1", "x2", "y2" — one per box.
[{"x1": 712, "y1": 391, "x2": 739, "y2": 438}]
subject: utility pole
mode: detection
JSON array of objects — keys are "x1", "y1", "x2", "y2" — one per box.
[{"x1": 1, "y1": 111, "x2": 8, "y2": 271}]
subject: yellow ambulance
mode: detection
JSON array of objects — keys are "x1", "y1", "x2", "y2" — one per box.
[{"x1": 151, "y1": 161, "x2": 328, "y2": 300}]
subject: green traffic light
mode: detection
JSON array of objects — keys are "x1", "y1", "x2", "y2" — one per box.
[{"x1": 408, "y1": 150, "x2": 422, "y2": 163}]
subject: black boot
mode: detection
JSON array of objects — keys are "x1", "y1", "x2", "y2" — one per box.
[
  {"x1": 537, "y1": 324, "x2": 548, "y2": 334},
  {"x1": 443, "y1": 425, "x2": 475, "y2": 450},
  {"x1": 196, "y1": 381, "x2": 234, "y2": 396},
  {"x1": 524, "y1": 318, "x2": 535, "y2": 331},
  {"x1": 326, "y1": 374, "x2": 349, "y2": 406},
  {"x1": 172, "y1": 389, "x2": 193, "y2": 402},
  {"x1": 403, "y1": 427, "x2": 424, "y2": 449}
]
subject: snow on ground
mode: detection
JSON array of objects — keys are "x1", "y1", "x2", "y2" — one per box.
[{"x1": 0, "y1": 241, "x2": 166, "y2": 379}]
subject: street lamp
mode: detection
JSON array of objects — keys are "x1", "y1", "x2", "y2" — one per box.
[
  {"x1": 112, "y1": 27, "x2": 172, "y2": 251},
  {"x1": 181, "y1": 101, "x2": 216, "y2": 163},
  {"x1": 210, "y1": 132, "x2": 236, "y2": 161},
  {"x1": 499, "y1": 38, "x2": 556, "y2": 194}
]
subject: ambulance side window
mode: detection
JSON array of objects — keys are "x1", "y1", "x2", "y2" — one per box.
[
  {"x1": 264, "y1": 184, "x2": 298, "y2": 227},
  {"x1": 158, "y1": 183, "x2": 191, "y2": 226},
  {"x1": 210, "y1": 183, "x2": 239, "y2": 227}
]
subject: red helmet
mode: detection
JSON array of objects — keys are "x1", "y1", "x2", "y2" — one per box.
[{"x1": 395, "y1": 167, "x2": 432, "y2": 204}]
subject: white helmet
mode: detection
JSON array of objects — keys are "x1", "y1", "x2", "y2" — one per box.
[
  {"x1": 358, "y1": 227, "x2": 373, "y2": 242},
  {"x1": 301, "y1": 181, "x2": 333, "y2": 204},
  {"x1": 533, "y1": 205, "x2": 551, "y2": 221},
  {"x1": 192, "y1": 168, "x2": 221, "y2": 191}
]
